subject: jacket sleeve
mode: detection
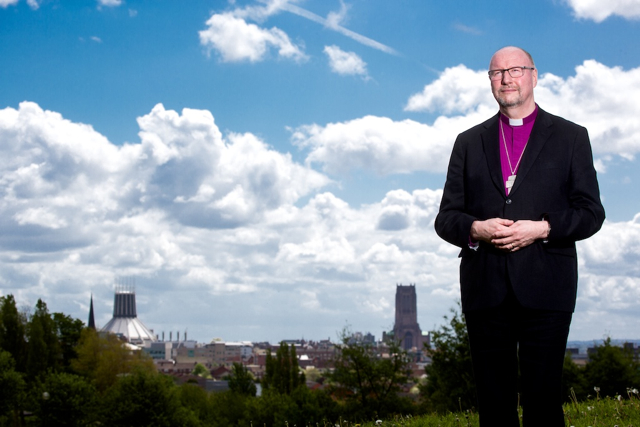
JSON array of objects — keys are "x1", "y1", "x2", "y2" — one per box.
[
  {"x1": 434, "y1": 134, "x2": 477, "y2": 249},
  {"x1": 545, "y1": 126, "x2": 605, "y2": 242}
]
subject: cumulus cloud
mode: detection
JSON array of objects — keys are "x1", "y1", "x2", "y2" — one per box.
[
  {"x1": 0, "y1": 0, "x2": 19, "y2": 7},
  {"x1": 0, "y1": 104, "x2": 457, "y2": 340},
  {"x1": 579, "y1": 214, "x2": 640, "y2": 277},
  {"x1": 198, "y1": 0, "x2": 395, "y2": 65},
  {"x1": 405, "y1": 64, "x2": 493, "y2": 114},
  {"x1": 199, "y1": 12, "x2": 307, "y2": 63},
  {"x1": 573, "y1": 215, "x2": 640, "y2": 337},
  {"x1": 289, "y1": 60, "x2": 637, "y2": 177},
  {"x1": 535, "y1": 61, "x2": 640, "y2": 159},
  {"x1": 405, "y1": 61, "x2": 640, "y2": 162},
  {"x1": 291, "y1": 111, "x2": 491, "y2": 175},
  {"x1": 0, "y1": 102, "x2": 328, "y2": 239},
  {"x1": 1, "y1": 101, "x2": 638, "y2": 342},
  {"x1": 323, "y1": 45, "x2": 368, "y2": 77},
  {"x1": 564, "y1": 0, "x2": 640, "y2": 22}
]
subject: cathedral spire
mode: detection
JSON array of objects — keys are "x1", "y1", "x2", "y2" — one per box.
[{"x1": 88, "y1": 294, "x2": 96, "y2": 330}]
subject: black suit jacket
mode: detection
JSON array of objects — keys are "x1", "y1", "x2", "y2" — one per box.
[{"x1": 435, "y1": 108, "x2": 605, "y2": 313}]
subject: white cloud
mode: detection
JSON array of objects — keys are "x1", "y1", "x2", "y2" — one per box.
[
  {"x1": 0, "y1": 103, "x2": 459, "y2": 341},
  {"x1": 405, "y1": 62, "x2": 640, "y2": 161},
  {"x1": 571, "y1": 215, "x2": 640, "y2": 338},
  {"x1": 0, "y1": 102, "x2": 328, "y2": 238},
  {"x1": 535, "y1": 61, "x2": 640, "y2": 159},
  {"x1": 199, "y1": 13, "x2": 307, "y2": 63},
  {"x1": 291, "y1": 111, "x2": 490, "y2": 175},
  {"x1": 0, "y1": 0, "x2": 19, "y2": 7},
  {"x1": 323, "y1": 45, "x2": 368, "y2": 77},
  {"x1": 564, "y1": 0, "x2": 640, "y2": 22},
  {"x1": 579, "y1": 214, "x2": 640, "y2": 277},
  {"x1": 361, "y1": 60, "x2": 639, "y2": 177},
  {"x1": 1, "y1": 99, "x2": 639, "y2": 343},
  {"x1": 198, "y1": 0, "x2": 395, "y2": 66},
  {"x1": 405, "y1": 64, "x2": 493, "y2": 114},
  {"x1": 98, "y1": 0, "x2": 122, "y2": 7},
  {"x1": 326, "y1": 0, "x2": 350, "y2": 28}
]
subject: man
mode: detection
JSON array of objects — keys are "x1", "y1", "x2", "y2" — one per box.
[{"x1": 434, "y1": 46, "x2": 605, "y2": 426}]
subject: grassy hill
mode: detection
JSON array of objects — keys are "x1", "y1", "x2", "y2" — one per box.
[{"x1": 348, "y1": 393, "x2": 640, "y2": 427}]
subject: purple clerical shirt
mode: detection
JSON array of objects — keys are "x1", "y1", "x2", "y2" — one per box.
[{"x1": 499, "y1": 106, "x2": 538, "y2": 195}]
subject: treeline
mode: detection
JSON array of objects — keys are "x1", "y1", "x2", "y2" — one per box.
[
  {"x1": 420, "y1": 306, "x2": 640, "y2": 413},
  {"x1": 0, "y1": 295, "x2": 419, "y2": 426},
  {"x1": 2, "y1": 294, "x2": 638, "y2": 426}
]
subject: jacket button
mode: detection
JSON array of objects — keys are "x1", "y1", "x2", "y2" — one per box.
[{"x1": 506, "y1": 199, "x2": 512, "y2": 204}]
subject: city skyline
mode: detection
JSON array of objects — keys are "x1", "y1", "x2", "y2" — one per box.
[{"x1": 1, "y1": 0, "x2": 639, "y2": 343}]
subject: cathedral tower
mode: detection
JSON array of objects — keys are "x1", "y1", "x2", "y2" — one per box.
[{"x1": 392, "y1": 284, "x2": 428, "y2": 350}]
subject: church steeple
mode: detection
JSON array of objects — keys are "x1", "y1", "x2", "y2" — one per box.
[{"x1": 88, "y1": 294, "x2": 96, "y2": 330}]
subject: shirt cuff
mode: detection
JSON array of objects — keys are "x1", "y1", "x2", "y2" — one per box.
[{"x1": 468, "y1": 236, "x2": 480, "y2": 251}]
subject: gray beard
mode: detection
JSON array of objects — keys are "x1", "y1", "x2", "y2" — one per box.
[{"x1": 497, "y1": 92, "x2": 523, "y2": 108}]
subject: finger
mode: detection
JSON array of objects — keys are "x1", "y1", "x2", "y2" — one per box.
[{"x1": 491, "y1": 236, "x2": 513, "y2": 246}]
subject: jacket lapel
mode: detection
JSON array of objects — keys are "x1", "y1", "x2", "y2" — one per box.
[
  {"x1": 509, "y1": 108, "x2": 553, "y2": 196},
  {"x1": 480, "y1": 114, "x2": 505, "y2": 196}
]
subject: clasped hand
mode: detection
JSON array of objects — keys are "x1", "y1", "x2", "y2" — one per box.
[{"x1": 470, "y1": 218, "x2": 549, "y2": 252}]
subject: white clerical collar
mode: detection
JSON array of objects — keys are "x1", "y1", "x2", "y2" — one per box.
[{"x1": 509, "y1": 118, "x2": 523, "y2": 126}]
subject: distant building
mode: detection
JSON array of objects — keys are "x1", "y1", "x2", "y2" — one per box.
[
  {"x1": 392, "y1": 284, "x2": 429, "y2": 351},
  {"x1": 101, "y1": 283, "x2": 156, "y2": 345},
  {"x1": 145, "y1": 341, "x2": 174, "y2": 360}
]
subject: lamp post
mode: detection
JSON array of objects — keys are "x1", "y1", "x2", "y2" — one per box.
[{"x1": 41, "y1": 391, "x2": 50, "y2": 427}]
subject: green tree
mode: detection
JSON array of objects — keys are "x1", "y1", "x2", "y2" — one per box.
[
  {"x1": 52, "y1": 312, "x2": 85, "y2": 372},
  {"x1": 26, "y1": 314, "x2": 48, "y2": 380},
  {"x1": 191, "y1": 363, "x2": 212, "y2": 379},
  {"x1": 247, "y1": 389, "x2": 295, "y2": 427},
  {"x1": 72, "y1": 328, "x2": 155, "y2": 392},
  {"x1": 208, "y1": 391, "x2": 251, "y2": 427},
  {"x1": 584, "y1": 337, "x2": 640, "y2": 398},
  {"x1": 26, "y1": 299, "x2": 61, "y2": 380},
  {"x1": 330, "y1": 331, "x2": 413, "y2": 420},
  {"x1": 101, "y1": 368, "x2": 200, "y2": 427},
  {"x1": 228, "y1": 362, "x2": 257, "y2": 396},
  {"x1": 0, "y1": 295, "x2": 27, "y2": 372},
  {"x1": 178, "y1": 383, "x2": 212, "y2": 426},
  {"x1": 35, "y1": 372, "x2": 98, "y2": 427},
  {"x1": 562, "y1": 352, "x2": 588, "y2": 402},
  {"x1": 420, "y1": 304, "x2": 476, "y2": 413},
  {"x1": 0, "y1": 350, "x2": 26, "y2": 426},
  {"x1": 262, "y1": 341, "x2": 305, "y2": 395}
]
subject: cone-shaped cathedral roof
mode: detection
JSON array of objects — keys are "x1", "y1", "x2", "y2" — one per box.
[{"x1": 100, "y1": 283, "x2": 156, "y2": 345}]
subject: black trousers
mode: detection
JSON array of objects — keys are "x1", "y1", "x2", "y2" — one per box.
[{"x1": 464, "y1": 289, "x2": 572, "y2": 427}]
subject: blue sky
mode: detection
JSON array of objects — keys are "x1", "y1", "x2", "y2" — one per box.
[{"x1": 1, "y1": 0, "x2": 639, "y2": 344}]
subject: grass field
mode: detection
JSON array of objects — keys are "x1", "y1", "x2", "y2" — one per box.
[{"x1": 334, "y1": 390, "x2": 640, "y2": 427}]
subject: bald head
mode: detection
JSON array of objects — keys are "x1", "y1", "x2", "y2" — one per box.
[
  {"x1": 490, "y1": 46, "x2": 535, "y2": 70},
  {"x1": 489, "y1": 46, "x2": 538, "y2": 118}
]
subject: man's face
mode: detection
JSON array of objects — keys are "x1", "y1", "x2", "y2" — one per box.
[{"x1": 489, "y1": 48, "x2": 538, "y2": 110}]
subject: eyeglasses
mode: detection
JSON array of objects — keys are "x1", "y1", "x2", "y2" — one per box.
[{"x1": 488, "y1": 66, "x2": 535, "y2": 80}]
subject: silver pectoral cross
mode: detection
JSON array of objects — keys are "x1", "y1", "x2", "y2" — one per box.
[{"x1": 506, "y1": 174, "x2": 516, "y2": 194}]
